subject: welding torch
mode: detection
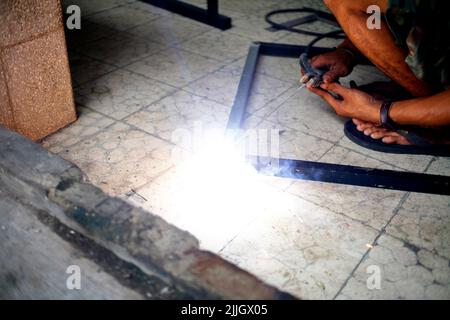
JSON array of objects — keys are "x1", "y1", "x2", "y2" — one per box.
[{"x1": 298, "y1": 53, "x2": 343, "y2": 101}]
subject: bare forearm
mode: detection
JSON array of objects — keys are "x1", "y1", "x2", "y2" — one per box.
[
  {"x1": 337, "y1": 38, "x2": 371, "y2": 65},
  {"x1": 390, "y1": 90, "x2": 450, "y2": 127},
  {"x1": 337, "y1": 39, "x2": 361, "y2": 56},
  {"x1": 325, "y1": 0, "x2": 433, "y2": 97}
]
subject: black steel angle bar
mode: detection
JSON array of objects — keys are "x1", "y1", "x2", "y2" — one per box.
[
  {"x1": 226, "y1": 43, "x2": 261, "y2": 130},
  {"x1": 250, "y1": 157, "x2": 450, "y2": 196}
]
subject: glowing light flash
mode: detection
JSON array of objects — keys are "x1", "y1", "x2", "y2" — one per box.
[{"x1": 169, "y1": 132, "x2": 286, "y2": 250}]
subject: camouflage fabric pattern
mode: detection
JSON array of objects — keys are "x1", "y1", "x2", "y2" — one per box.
[{"x1": 386, "y1": 0, "x2": 449, "y2": 90}]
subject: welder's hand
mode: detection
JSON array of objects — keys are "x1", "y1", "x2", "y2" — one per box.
[
  {"x1": 308, "y1": 82, "x2": 382, "y2": 124},
  {"x1": 301, "y1": 48, "x2": 355, "y2": 84}
]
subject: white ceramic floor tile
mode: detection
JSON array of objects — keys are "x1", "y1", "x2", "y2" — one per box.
[
  {"x1": 61, "y1": 0, "x2": 133, "y2": 17},
  {"x1": 185, "y1": 62, "x2": 294, "y2": 116},
  {"x1": 287, "y1": 180, "x2": 406, "y2": 230},
  {"x1": 338, "y1": 136, "x2": 433, "y2": 173},
  {"x1": 124, "y1": 90, "x2": 230, "y2": 141},
  {"x1": 426, "y1": 157, "x2": 450, "y2": 176},
  {"x1": 249, "y1": 119, "x2": 334, "y2": 161},
  {"x1": 60, "y1": 122, "x2": 174, "y2": 196},
  {"x1": 257, "y1": 55, "x2": 300, "y2": 84},
  {"x1": 264, "y1": 88, "x2": 347, "y2": 143},
  {"x1": 386, "y1": 193, "x2": 450, "y2": 259},
  {"x1": 227, "y1": 14, "x2": 289, "y2": 42},
  {"x1": 69, "y1": 54, "x2": 118, "y2": 88},
  {"x1": 41, "y1": 107, "x2": 115, "y2": 154},
  {"x1": 184, "y1": 62, "x2": 241, "y2": 106},
  {"x1": 337, "y1": 234, "x2": 450, "y2": 299},
  {"x1": 178, "y1": 30, "x2": 251, "y2": 63},
  {"x1": 126, "y1": 15, "x2": 212, "y2": 46},
  {"x1": 65, "y1": 20, "x2": 117, "y2": 50},
  {"x1": 125, "y1": 1, "x2": 175, "y2": 17},
  {"x1": 78, "y1": 32, "x2": 166, "y2": 67},
  {"x1": 221, "y1": 191, "x2": 378, "y2": 299},
  {"x1": 75, "y1": 69, "x2": 176, "y2": 120},
  {"x1": 320, "y1": 145, "x2": 401, "y2": 170},
  {"x1": 125, "y1": 47, "x2": 224, "y2": 87},
  {"x1": 86, "y1": 3, "x2": 160, "y2": 31}
]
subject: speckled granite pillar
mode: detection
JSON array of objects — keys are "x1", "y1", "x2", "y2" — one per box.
[{"x1": 0, "y1": 0, "x2": 76, "y2": 141}]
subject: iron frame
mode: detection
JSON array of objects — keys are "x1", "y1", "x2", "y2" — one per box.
[{"x1": 227, "y1": 42, "x2": 450, "y2": 196}]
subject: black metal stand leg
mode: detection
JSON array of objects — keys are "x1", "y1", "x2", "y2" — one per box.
[
  {"x1": 207, "y1": 0, "x2": 218, "y2": 15},
  {"x1": 140, "y1": 0, "x2": 232, "y2": 30}
]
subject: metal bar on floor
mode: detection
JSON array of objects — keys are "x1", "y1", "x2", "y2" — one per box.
[
  {"x1": 226, "y1": 43, "x2": 261, "y2": 130},
  {"x1": 250, "y1": 156, "x2": 450, "y2": 196}
]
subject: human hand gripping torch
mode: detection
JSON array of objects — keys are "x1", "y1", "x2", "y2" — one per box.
[{"x1": 298, "y1": 53, "x2": 343, "y2": 100}]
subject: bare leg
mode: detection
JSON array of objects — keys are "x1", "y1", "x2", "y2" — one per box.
[{"x1": 324, "y1": 0, "x2": 433, "y2": 98}]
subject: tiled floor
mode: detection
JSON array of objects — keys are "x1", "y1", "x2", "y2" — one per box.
[{"x1": 43, "y1": 0, "x2": 450, "y2": 299}]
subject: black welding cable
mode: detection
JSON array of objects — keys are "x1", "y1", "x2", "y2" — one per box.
[
  {"x1": 265, "y1": 8, "x2": 346, "y2": 56},
  {"x1": 303, "y1": 29, "x2": 344, "y2": 56},
  {"x1": 264, "y1": 8, "x2": 345, "y2": 37}
]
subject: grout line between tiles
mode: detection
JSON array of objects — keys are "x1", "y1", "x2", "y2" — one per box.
[
  {"x1": 423, "y1": 156, "x2": 437, "y2": 173},
  {"x1": 77, "y1": 2, "x2": 130, "y2": 18},
  {"x1": 332, "y1": 192, "x2": 411, "y2": 299},
  {"x1": 284, "y1": 187, "x2": 384, "y2": 234},
  {"x1": 75, "y1": 99, "x2": 179, "y2": 148},
  {"x1": 84, "y1": 3, "x2": 163, "y2": 30}
]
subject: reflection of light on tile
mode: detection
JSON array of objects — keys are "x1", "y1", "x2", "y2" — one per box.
[{"x1": 165, "y1": 132, "x2": 292, "y2": 251}]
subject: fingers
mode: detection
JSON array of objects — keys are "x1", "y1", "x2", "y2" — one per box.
[
  {"x1": 308, "y1": 86, "x2": 327, "y2": 99},
  {"x1": 320, "y1": 82, "x2": 350, "y2": 96},
  {"x1": 310, "y1": 55, "x2": 328, "y2": 68},
  {"x1": 311, "y1": 56, "x2": 338, "y2": 83},
  {"x1": 323, "y1": 67, "x2": 346, "y2": 84},
  {"x1": 322, "y1": 72, "x2": 338, "y2": 84},
  {"x1": 308, "y1": 86, "x2": 341, "y2": 110}
]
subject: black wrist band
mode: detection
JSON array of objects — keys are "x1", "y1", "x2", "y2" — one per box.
[{"x1": 380, "y1": 101, "x2": 397, "y2": 131}]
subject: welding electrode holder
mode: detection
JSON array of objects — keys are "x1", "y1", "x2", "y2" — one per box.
[
  {"x1": 299, "y1": 53, "x2": 343, "y2": 101},
  {"x1": 299, "y1": 53, "x2": 325, "y2": 88}
]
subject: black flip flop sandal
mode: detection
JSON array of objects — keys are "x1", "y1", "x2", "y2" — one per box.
[{"x1": 344, "y1": 120, "x2": 450, "y2": 156}]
